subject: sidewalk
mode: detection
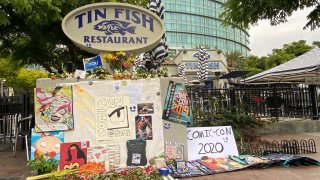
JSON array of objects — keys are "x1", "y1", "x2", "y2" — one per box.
[
  {"x1": 193, "y1": 132, "x2": 320, "y2": 180},
  {"x1": 0, "y1": 133, "x2": 319, "y2": 180}
]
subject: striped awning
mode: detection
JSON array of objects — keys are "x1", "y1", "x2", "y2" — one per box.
[{"x1": 147, "y1": 0, "x2": 168, "y2": 67}]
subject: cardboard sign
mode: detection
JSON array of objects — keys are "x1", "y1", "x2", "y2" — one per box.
[
  {"x1": 34, "y1": 86, "x2": 74, "y2": 132},
  {"x1": 83, "y1": 55, "x2": 103, "y2": 71},
  {"x1": 126, "y1": 139, "x2": 147, "y2": 166},
  {"x1": 187, "y1": 126, "x2": 238, "y2": 160},
  {"x1": 60, "y1": 141, "x2": 89, "y2": 170},
  {"x1": 31, "y1": 129, "x2": 64, "y2": 160},
  {"x1": 163, "y1": 81, "x2": 192, "y2": 124}
]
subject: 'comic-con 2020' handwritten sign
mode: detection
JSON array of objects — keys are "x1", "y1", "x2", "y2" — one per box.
[{"x1": 187, "y1": 126, "x2": 238, "y2": 161}]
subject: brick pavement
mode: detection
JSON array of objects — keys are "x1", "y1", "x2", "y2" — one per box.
[{"x1": 0, "y1": 133, "x2": 319, "y2": 180}]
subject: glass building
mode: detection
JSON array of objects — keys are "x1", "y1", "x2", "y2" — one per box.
[{"x1": 164, "y1": 0, "x2": 250, "y2": 57}]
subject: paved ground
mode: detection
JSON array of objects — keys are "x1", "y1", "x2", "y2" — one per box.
[
  {"x1": 0, "y1": 133, "x2": 319, "y2": 180},
  {"x1": 193, "y1": 132, "x2": 320, "y2": 180}
]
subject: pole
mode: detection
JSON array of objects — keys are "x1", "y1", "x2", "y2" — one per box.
[{"x1": 0, "y1": 79, "x2": 3, "y2": 97}]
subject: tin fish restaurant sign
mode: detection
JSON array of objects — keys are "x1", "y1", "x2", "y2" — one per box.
[{"x1": 62, "y1": 3, "x2": 165, "y2": 54}]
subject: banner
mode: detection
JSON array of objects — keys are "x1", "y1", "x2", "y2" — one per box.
[
  {"x1": 163, "y1": 81, "x2": 192, "y2": 125},
  {"x1": 63, "y1": 79, "x2": 164, "y2": 166},
  {"x1": 83, "y1": 55, "x2": 103, "y2": 71},
  {"x1": 187, "y1": 126, "x2": 238, "y2": 161}
]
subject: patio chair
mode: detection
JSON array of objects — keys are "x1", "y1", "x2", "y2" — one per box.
[{"x1": 13, "y1": 114, "x2": 33, "y2": 160}]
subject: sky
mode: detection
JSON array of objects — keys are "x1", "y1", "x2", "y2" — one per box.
[{"x1": 249, "y1": 8, "x2": 320, "y2": 57}]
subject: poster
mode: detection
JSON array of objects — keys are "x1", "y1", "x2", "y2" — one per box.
[
  {"x1": 95, "y1": 96, "x2": 133, "y2": 143},
  {"x1": 163, "y1": 81, "x2": 192, "y2": 124},
  {"x1": 135, "y1": 115, "x2": 153, "y2": 140},
  {"x1": 30, "y1": 129, "x2": 64, "y2": 160},
  {"x1": 34, "y1": 86, "x2": 74, "y2": 132},
  {"x1": 87, "y1": 146, "x2": 108, "y2": 163},
  {"x1": 165, "y1": 142, "x2": 184, "y2": 161},
  {"x1": 199, "y1": 157, "x2": 247, "y2": 173},
  {"x1": 187, "y1": 126, "x2": 239, "y2": 161},
  {"x1": 107, "y1": 144, "x2": 121, "y2": 167},
  {"x1": 126, "y1": 139, "x2": 147, "y2": 166},
  {"x1": 60, "y1": 141, "x2": 89, "y2": 170},
  {"x1": 137, "y1": 103, "x2": 154, "y2": 114}
]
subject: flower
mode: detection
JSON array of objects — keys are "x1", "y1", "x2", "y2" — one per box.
[
  {"x1": 101, "y1": 52, "x2": 135, "y2": 75},
  {"x1": 102, "y1": 53, "x2": 113, "y2": 61},
  {"x1": 116, "y1": 51, "x2": 126, "y2": 57},
  {"x1": 122, "y1": 62, "x2": 129, "y2": 69},
  {"x1": 79, "y1": 162, "x2": 105, "y2": 177}
]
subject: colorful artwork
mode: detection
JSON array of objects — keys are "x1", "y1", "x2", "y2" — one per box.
[
  {"x1": 34, "y1": 86, "x2": 73, "y2": 132},
  {"x1": 30, "y1": 129, "x2": 64, "y2": 160},
  {"x1": 185, "y1": 161, "x2": 206, "y2": 176},
  {"x1": 60, "y1": 141, "x2": 89, "y2": 170},
  {"x1": 165, "y1": 143, "x2": 184, "y2": 161},
  {"x1": 95, "y1": 96, "x2": 133, "y2": 144},
  {"x1": 135, "y1": 115, "x2": 153, "y2": 140},
  {"x1": 199, "y1": 157, "x2": 247, "y2": 173},
  {"x1": 163, "y1": 81, "x2": 192, "y2": 124},
  {"x1": 137, "y1": 103, "x2": 154, "y2": 114}
]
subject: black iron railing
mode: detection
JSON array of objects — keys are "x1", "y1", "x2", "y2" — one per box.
[
  {"x1": 240, "y1": 139, "x2": 317, "y2": 155},
  {"x1": 187, "y1": 85, "x2": 319, "y2": 120},
  {"x1": 0, "y1": 95, "x2": 34, "y2": 145}
]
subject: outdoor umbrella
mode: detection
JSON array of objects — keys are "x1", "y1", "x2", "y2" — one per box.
[{"x1": 146, "y1": 0, "x2": 168, "y2": 69}]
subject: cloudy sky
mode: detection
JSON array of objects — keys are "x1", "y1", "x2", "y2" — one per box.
[{"x1": 249, "y1": 8, "x2": 320, "y2": 57}]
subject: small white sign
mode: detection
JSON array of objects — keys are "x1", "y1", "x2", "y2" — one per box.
[
  {"x1": 187, "y1": 126, "x2": 239, "y2": 161},
  {"x1": 74, "y1": 69, "x2": 87, "y2": 79}
]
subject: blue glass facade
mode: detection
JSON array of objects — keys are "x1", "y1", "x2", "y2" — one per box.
[{"x1": 164, "y1": 0, "x2": 250, "y2": 56}]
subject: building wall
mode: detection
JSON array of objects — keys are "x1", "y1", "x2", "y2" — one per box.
[
  {"x1": 170, "y1": 49, "x2": 229, "y2": 88},
  {"x1": 164, "y1": 0, "x2": 250, "y2": 57}
]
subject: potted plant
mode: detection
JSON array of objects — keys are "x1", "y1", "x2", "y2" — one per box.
[{"x1": 27, "y1": 154, "x2": 58, "y2": 175}]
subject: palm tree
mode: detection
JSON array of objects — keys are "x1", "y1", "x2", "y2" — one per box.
[{"x1": 225, "y1": 51, "x2": 244, "y2": 71}]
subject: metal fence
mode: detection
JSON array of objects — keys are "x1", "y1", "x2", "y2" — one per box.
[
  {"x1": 240, "y1": 139, "x2": 317, "y2": 155},
  {"x1": 187, "y1": 85, "x2": 319, "y2": 120},
  {"x1": 0, "y1": 95, "x2": 34, "y2": 145}
]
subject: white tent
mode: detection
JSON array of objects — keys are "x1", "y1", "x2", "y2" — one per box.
[{"x1": 243, "y1": 47, "x2": 320, "y2": 84}]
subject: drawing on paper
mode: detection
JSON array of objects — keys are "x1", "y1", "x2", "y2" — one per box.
[
  {"x1": 60, "y1": 141, "x2": 89, "y2": 170},
  {"x1": 31, "y1": 129, "x2": 64, "y2": 160},
  {"x1": 34, "y1": 86, "x2": 73, "y2": 131}
]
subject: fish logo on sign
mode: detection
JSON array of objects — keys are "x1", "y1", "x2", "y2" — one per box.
[{"x1": 94, "y1": 20, "x2": 136, "y2": 35}]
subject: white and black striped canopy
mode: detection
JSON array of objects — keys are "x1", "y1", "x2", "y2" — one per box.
[
  {"x1": 243, "y1": 47, "x2": 320, "y2": 84},
  {"x1": 147, "y1": 0, "x2": 168, "y2": 66}
]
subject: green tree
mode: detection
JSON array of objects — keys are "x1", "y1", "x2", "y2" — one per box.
[
  {"x1": 225, "y1": 51, "x2": 244, "y2": 70},
  {"x1": 0, "y1": 57, "x2": 48, "y2": 94},
  {"x1": 241, "y1": 40, "x2": 316, "y2": 77},
  {"x1": 220, "y1": 0, "x2": 320, "y2": 31},
  {"x1": 0, "y1": 0, "x2": 149, "y2": 72},
  {"x1": 313, "y1": 41, "x2": 320, "y2": 47}
]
